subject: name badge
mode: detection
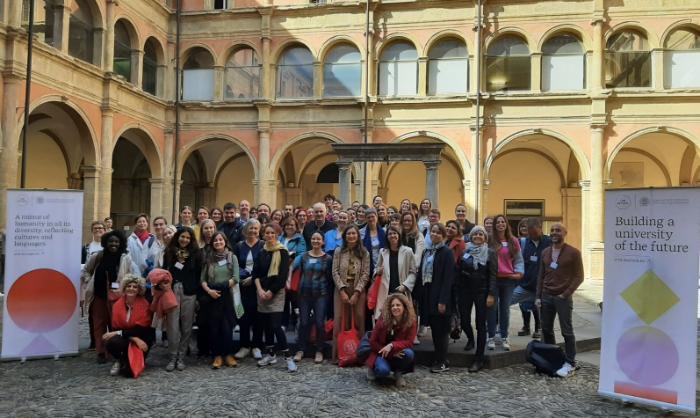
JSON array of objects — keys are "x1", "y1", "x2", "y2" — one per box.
[
  {"x1": 175, "y1": 262, "x2": 184, "y2": 270},
  {"x1": 462, "y1": 253, "x2": 471, "y2": 261},
  {"x1": 501, "y1": 241, "x2": 508, "y2": 248},
  {"x1": 111, "y1": 282, "x2": 119, "y2": 289},
  {"x1": 308, "y1": 258, "x2": 318, "y2": 264},
  {"x1": 530, "y1": 256, "x2": 538, "y2": 262},
  {"x1": 550, "y1": 262, "x2": 558, "y2": 270},
  {"x1": 218, "y1": 259, "x2": 227, "y2": 267}
]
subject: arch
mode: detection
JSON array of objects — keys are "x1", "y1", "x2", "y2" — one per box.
[
  {"x1": 113, "y1": 16, "x2": 140, "y2": 50},
  {"x1": 484, "y1": 129, "x2": 590, "y2": 179},
  {"x1": 484, "y1": 27, "x2": 536, "y2": 53},
  {"x1": 492, "y1": 148, "x2": 566, "y2": 187},
  {"x1": 16, "y1": 95, "x2": 99, "y2": 164},
  {"x1": 605, "y1": 126, "x2": 700, "y2": 178},
  {"x1": 68, "y1": 0, "x2": 103, "y2": 65},
  {"x1": 392, "y1": 131, "x2": 471, "y2": 176},
  {"x1": 271, "y1": 39, "x2": 318, "y2": 64},
  {"x1": 605, "y1": 22, "x2": 659, "y2": 49},
  {"x1": 143, "y1": 36, "x2": 165, "y2": 65},
  {"x1": 323, "y1": 42, "x2": 362, "y2": 97},
  {"x1": 181, "y1": 44, "x2": 217, "y2": 66},
  {"x1": 425, "y1": 30, "x2": 473, "y2": 57},
  {"x1": 221, "y1": 41, "x2": 262, "y2": 67},
  {"x1": 318, "y1": 35, "x2": 364, "y2": 63},
  {"x1": 376, "y1": 33, "x2": 422, "y2": 59},
  {"x1": 177, "y1": 133, "x2": 258, "y2": 180},
  {"x1": 113, "y1": 125, "x2": 163, "y2": 178},
  {"x1": 270, "y1": 131, "x2": 344, "y2": 176},
  {"x1": 661, "y1": 21, "x2": 700, "y2": 49},
  {"x1": 537, "y1": 24, "x2": 591, "y2": 52},
  {"x1": 616, "y1": 148, "x2": 673, "y2": 186}
]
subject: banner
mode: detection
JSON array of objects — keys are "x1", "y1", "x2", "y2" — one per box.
[
  {"x1": 2, "y1": 189, "x2": 83, "y2": 360},
  {"x1": 599, "y1": 188, "x2": 700, "y2": 414}
]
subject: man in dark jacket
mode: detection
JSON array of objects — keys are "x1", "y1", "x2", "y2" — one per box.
[
  {"x1": 511, "y1": 217, "x2": 551, "y2": 339},
  {"x1": 302, "y1": 202, "x2": 336, "y2": 248},
  {"x1": 218, "y1": 202, "x2": 242, "y2": 245}
]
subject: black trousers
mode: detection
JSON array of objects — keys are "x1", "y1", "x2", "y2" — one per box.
[
  {"x1": 206, "y1": 298, "x2": 234, "y2": 357},
  {"x1": 257, "y1": 311, "x2": 288, "y2": 354},
  {"x1": 105, "y1": 336, "x2": 150, "y2": 377},
  {"x1": 457, "y1": 286, "x2": 488, "y2": 359},
  {"x1": 429, "y1": 314, "x2": 450, "y2": 365}
]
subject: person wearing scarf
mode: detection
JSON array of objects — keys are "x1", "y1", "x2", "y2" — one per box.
[
  {"x1": 201, "y1": 232, "x2": 240, "y2": 369},
  {"x1": 417, "y1": 223, "x2": 455, "y2": 374},
  {"x1": 126, "y1": 214, "x2": 157, "y2": 280},
  {"x1": 456, "y1": 225, "x2": 497, "y2": 372},
  {"x1": 82, "y1": 230, "x2": 137, "y2": 364},
  {"x1": 253, "y1": 224, "x2": 294, "y2": 372},
  {"x1": 102, "y1": 275, "x2": 155, "y2": 378}
]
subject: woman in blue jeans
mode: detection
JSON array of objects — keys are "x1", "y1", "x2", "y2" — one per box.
[
  {"x1": 292, "y1": 232, "x2": 333, "y2": 364},
  {"x1": 486, "y1": 215, "x2": 524, "y2": 351},
  {"x1": 366, "y1": 293, "x2": 417, "y2": 387}
]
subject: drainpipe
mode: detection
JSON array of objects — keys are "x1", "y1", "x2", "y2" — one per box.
[
  {"x1": 172, "y1": 0, "x2": 182, "y2": 222},
  {"x1": 20, "y1": 0, "x2": 36, "y2": 188},
  {"x1": 362, "y1": 0, "x2": 371, "y2": 203},
  {"x1": 473, "y1": 0, "x2": 484, "y2": 222}
]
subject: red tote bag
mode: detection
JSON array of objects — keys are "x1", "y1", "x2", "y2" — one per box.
[
  {"x1": 367, "y1": 275, "x2": 382, "y2": 310},
  {"x1": 337, "y1": 309, "x2": 360, "y2": 367}
]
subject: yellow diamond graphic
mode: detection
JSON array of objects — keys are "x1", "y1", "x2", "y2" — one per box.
[{"x1": 621, "y1": 269, "x2": 679, "y2": 325}]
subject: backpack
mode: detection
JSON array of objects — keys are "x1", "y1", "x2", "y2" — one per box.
[{"x1": 526, "y1": 340, "x2": 566, "y2": 377}]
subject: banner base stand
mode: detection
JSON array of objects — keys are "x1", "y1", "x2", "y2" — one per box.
[
  {"x1": 599, "y1": 390, "x2": 695, "y2": 415},
  {"x1": 2, "y1": 352, "x2": 80, "y2": 363}
]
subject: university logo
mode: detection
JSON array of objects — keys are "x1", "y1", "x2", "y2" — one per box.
[{"x1": 616, "y1": 195, "x2": 632, "y2": 210}]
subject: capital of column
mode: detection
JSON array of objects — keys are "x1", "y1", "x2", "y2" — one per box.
[{"x1": 424, "y1": 160, "x2": 441, "y2": 170}]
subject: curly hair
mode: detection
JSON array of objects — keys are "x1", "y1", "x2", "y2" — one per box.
[
  {"x1": 119, "y1": 274, "x2": 146, "y2": 296},
  {"x1": 100, "y1": 230, "x2": 127, "y2": 254},
  {"x1": 381, "y1": 292, "x2": 416, "y2": 330}
]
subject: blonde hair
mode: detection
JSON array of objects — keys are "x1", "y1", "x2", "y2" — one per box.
[
  {"x1": 381, "y1": 292, "x2": 416, "y2": 330},
  {"x1": 120, "y1": 274, "x2": 146, "y2": 296}
]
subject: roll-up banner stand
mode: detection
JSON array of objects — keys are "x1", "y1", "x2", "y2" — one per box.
[
  {"x1": 599, "y1": 187, "x2": 699, "y2": 414},
  {"x1": 2, "y1": 189, "x2": 83, "y2": 360}
]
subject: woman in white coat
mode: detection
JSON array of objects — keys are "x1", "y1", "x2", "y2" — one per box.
[{"x1": 372, "y1": 226, "x2": 416, "y2": 321}]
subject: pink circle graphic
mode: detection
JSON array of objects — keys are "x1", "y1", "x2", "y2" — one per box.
[
  {"x1": 616, "y1": 326, "x2": 678, "y2": 386},
  {"x1": 7, "y1": 269, "x2": 77, "y2": 333}
]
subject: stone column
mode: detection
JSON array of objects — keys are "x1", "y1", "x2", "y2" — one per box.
[
  {"x1": 591, "y1": 17, "x2": 604, "y2": 92},
  {"x1": 156, "y1": 64, "x2": 167, "y2": 97},
  {"x1": 162, "y1": 130, "x2": 175, "y2": 222},
  {"x1": 424, "y1": 160, "x2": 441, "y2": 209},
  {"x1": 132, "y1": 49, "x2": 143, "y2": 86},
  {"x1": 52, "y1": 3, "x2": 69, "y2": 51},
  {"x1": 531, "y1": 52, "x2": 542, "y2": 93},
  {"x1": 0, "y1": 76, "x2": 22, "y2": 228},
  {"x1": 149, "y1": 177, "x2": 164, "y2": 218},
  {"x1": 257, "y1": 127, "x2": 274, "y2": 205},
  {"x1": 313, "y1": 62, "x2": 322, "y2": 99},
  {"x1": 587, "y1": 126, "x2": 605, "y2": 280},
  {"x1": 417, "y1": 57, "x2": 428, "y2": 96},
  {"x1": 98, "y1": 108, "x2": 114, "y2": 221},
  {"x1": 337, "y1": 161, "x2": 352, "y2": 208},
  {"x1": 81, "y1": 166, "x2": 100, "y2": 240},
  {"x1": 652, "y1": 49, "x2": 664, "y2": 90},
  {"x1": 468, "y1": 125, "x2": 480, "y2": 221},
  {"x1": 214, "y1": 65, "x2": 224, "y2": 101},
  {"x1": 8, "y1": 0, "x2": 22, "y2": 28},
  {"x1": 104, "y1": 0, "x2": 117, "y2": 72},
  {"x1": 260, "y1": 9, "x2": 273, "y2": 100}
]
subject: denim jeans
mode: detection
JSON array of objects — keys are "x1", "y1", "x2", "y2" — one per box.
[
  {"x1": 510, "y1": 285, "x2": 540, "y2": 330},
  {"x1": 487, "y1": 280, "x2": 516, "y2": 339},
  {"x1": 374, "y1": 349, "x2": 415, "y2": 377},
  {"x1": 540, "y1": 293, "x2": 576, "y2": 363},
  {"x1": 298, "y1": 295, "x2": 327, "y2": 352}
]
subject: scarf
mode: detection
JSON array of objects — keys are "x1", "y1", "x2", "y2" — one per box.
[
  {"x1": 264, "y1": 241, "x2": 287, "y2": 278},
  {"x1": 465, "y1": 242, "x2": 489, "y2": 269},
  {"x1": 135, "y1": 229, "x2": 150, "y2": 244},
  {"x1": 112, "y1": 296, "x2": 152, "y2": 330},
  {"x1": 421, "y1": 242, "x2": 445, "y2": 284}
]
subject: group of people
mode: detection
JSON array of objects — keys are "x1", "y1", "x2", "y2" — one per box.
[{"x1": 80, "y1": 194, "x2": 584, "y2": 383}]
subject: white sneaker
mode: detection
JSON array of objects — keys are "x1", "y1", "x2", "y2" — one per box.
[
  {"x1": 556, "y1": 362, "x2": 575, "y2": 378},
  {"x1": 252, "y1": 347, "x2": 263, "y2": 360},
  {"x1": 413, "y1": 336, "x2": 420, "y2": 345},
  {"x1": 502, "y1": 338, "x2": 511, "y2": 351},
  {"x1": 234, "y1": 325, "x2": 240, "y2": 333},
  {"x1": 487, "y1": 338, "x2": 496, "y2": 350},
  {"x1": 257, "y1": 354, "x2": 277, "y2": 366},
  {"x1": 234, "y1": 347, "x2": 250, "y2": 360},
  {"x1": 417, "y1": 326, "x2": 427, "y2": 337},
  {"x1": 109, "y1": 361, "x2": 121, "y2": 376},
  {"x1": 286, "y1": 357, "x2": 298, "y2": 372}
]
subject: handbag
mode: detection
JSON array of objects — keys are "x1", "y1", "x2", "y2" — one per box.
[
  {"x1": 128, "y1": 342, "x2": 146, "y2": 378},
  {"x1": 367, "y1": 275, "x2": 382, "y2": 310},
  {"x1": 449, "y1": 312, "x2": 462, "y2": 341},
  {"x1": 288, "y1": 269, "x2": 302, "y2": 293},
  {"x1": 337, "y1": 308, "x2": 360, "y2": 367}
]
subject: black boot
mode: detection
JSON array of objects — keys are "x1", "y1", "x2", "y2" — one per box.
[
  {"x1": 464, "y1": 339, "x2": 475, "y2": 351},
  {"x1": 468, "y1": 358, "x2": 484, "y2": 373}
]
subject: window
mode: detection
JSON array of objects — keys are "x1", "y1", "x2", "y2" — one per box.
[
  {"x1": 182, "y1": 48, "x2": 215, "y2": 101},
  {"x1": 428, "y1": 38, "x2": 468, "y2": 95},
  {"x1": 664, "y1": 28, "x2": 700, "y2": 88},
  {"x1": 214, "y1": 0, "x2": 227, "y2": 9},
  {"x1": 324, "y1": 44, "x2": 361, "y2": 97},
  {"x1": 23, "y1": 0, "x2": 56, "y2": 46},
  {"x1": 605, "y1": 30, "x2": 651, "y2": 88},
  {"x1": 68, "y1": 0, "x2": 96, "y2": 64},
  {"x1": 378, "y1": 41, "x2": 418, "y2": 97},
  {"x1": 486, "y1": 35, "x2": 530, "y2": 92},
  {"x1": 276, "y1": 46, "x2": 314, "y2": 99},
  {"x1": 542, "y1": 34, "x2": 585, "y2": 91},
  {"x1": 142, "y1": 38, "x2": 160, "y2": 95},
  {"x1": 113, "y1": 21, "x2": 132, "y2": 81},
  {"x1": 225, "y1": 47, "x2": 261, "y2": 99}
]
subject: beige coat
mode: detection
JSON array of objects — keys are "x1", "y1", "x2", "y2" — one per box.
[
  {"x1": 332, "y1": 247, "x2": 370, "y2": 293},
  {"x1": 81, "y1": 252, "x2": 136, "y2": 311},
  {"x1": 372, "y1": 246, "x2": 416, "y2": 320}
]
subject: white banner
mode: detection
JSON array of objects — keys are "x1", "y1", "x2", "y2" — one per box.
[
  {"x1": 599, "y1": 188, "x2": 700, "y2": 414},
  {"x1": 2, "y1": 190, "x2": 83, "y2": 359}
]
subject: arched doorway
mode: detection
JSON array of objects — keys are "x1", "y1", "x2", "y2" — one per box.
[
  {"x1": 19, "y1": 101, "x2": 98, "y2": 238},
  {"x1": 178, "y1": 138, "x2": 256, "y2": 214},
  {"x1": 381, "y1": 136, "x2": 465, "y2": 214},
  {"x1": 111, "y1": 129, "x2": 160, "y2": 230},
  {"x1": 484, "y1": 133, "x2": 584, "y2": 248}
]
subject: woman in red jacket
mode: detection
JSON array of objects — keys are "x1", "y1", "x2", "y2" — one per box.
[{"x1": 366, "y1": 293, "x2": 416, "y2": 387}]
